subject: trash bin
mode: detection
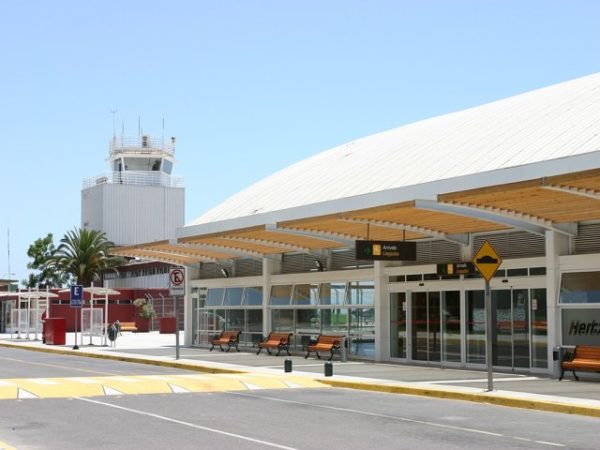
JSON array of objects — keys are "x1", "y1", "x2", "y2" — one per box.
[
  {"x1": 44, "y1": 318, "x2": 66, "y2": 345},
  {"x1": 553, "y1": 346, "x2": 561, "y2": 378},
  {"x1": 159, "y1": 317, "x2": 176, "y2": 334}
]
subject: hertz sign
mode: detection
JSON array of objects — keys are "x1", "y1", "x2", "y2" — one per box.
[{"x1": 355, "y1": 240, "x2": 417, "y2": 261}]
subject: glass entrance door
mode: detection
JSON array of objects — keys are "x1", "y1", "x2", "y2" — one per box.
[
  {"x1": 491, "y1": 289, "x2": 530, "y2": 369},
  {"x1": 411, "y1": 292, "x2": 441, "y2": 362}
]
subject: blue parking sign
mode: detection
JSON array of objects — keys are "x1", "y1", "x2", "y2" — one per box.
[{"x1": 70, "y1": 284, "x2": 84, "y2": 308}]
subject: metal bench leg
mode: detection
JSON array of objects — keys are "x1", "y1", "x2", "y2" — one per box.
[
  {"x1": 209, "y1": 343, "x2": 215, "y2": 352},
  {"x1": 285, "y1": 346, "x2": 291, "y2": 356},
  {"x1": 573, "y1": 370, "x2": 579, "y2": 381},
  {"x1": 559, "y1": 369, "x2": 564, "y2": 381},
  {"x1": 305, "y1": 350, "x2": 311, "y2": 359},
  {"x1": 256, "y1": 347, "x2": 262, "y2": 355},
  {"x1": 316, "y1": 351, "x2": 321, "y2": 359},
  {"x1": 328, "y1": 350, "x2": 334, "y2": 361}
]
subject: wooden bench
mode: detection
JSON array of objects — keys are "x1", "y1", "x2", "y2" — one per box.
[
  {"x1": 209, "y1": 330, "x2": 241, "y2": 352},
  {"x1": 256, "y1": 332, "x2": 292, "y2": 356},
  {"x1": 119, "y1": 322, "x2": 138, "y2": 332},
  {"x1": 560, "y1": 345, "x2": 600, "y2": 381},
  {"x1": 305, "y1": 335, "x2": 342, "y2": 361}
]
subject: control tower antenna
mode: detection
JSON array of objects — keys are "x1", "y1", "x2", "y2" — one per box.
[{"x1": 110, "y1": 109, "x2": 118, "y2": 139}]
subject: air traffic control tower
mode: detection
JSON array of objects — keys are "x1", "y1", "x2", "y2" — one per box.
[{"x1": 81, "y1": 135, "x2": 185, "y2": 246}]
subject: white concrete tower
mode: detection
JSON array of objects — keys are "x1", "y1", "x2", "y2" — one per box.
[{"x1": 81, "y1": 134, "x2": 185, "y2": 246}]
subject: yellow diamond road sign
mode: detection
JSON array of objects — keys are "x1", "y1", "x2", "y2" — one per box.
[{"x1": 472, "y1": 240, "x2": 502, "y2": 282}]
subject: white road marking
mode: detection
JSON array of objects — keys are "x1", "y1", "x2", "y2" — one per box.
[
  {"x1": 231, "y1": 392, "x2": 567, "y2": 447},
  {"x1": 17, "y1": 388, "x2": 38, "y2": 399},
  {"x1": 535, "y1": 441, "x2": 565, "y2": 447},
  {"x1": 169, "y1": 384, "x2": 190, "y2": 394},
  {"x1": 109, "y1": 377, "x2": 138, "y2": 383},
  {"x1": 30, "y1": 378, "x2": 59, "y2": 385},
  {"x1": 75, "y1": 397, "x2": 299, "y2": 450},
  {"x1": 71, "y1": 378, "x2": 101, "y2": 384},
  {"x1": 0, "y1": 380, "x2": 16, "y2": 386},
  {"x1": 284, "y1": 381, "x2": 305, "y2": 389},
  {"x1": 103, "y1": 386, "x2": 123, "y2": 396},
  {"x1": 242, "y1": 382, "x2": 264, "y2": 390},
  {"x1": 425, "y1": 377, "x2": 540, "y2": 384}
]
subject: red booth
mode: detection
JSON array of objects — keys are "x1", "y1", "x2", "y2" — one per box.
[
  {"x1": 43, "y1": 318, "x2": 66, "y2": 345},
  {"x1": 159, "y1": 317, "x2": 176, "y2": 334}
]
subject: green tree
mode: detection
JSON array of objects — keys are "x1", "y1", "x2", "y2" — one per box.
[
  {"x1": 46, "y1": 228, "x2": 124, "y2": 286},
  {"x1": 23, "y1": 233, "x2": 69, "y2": 288}
]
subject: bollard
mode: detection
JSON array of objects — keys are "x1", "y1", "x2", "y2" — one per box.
[
  {"x1": 324, "y1": 361, "x2": 333, "y2": 377},
  {"x1": 284, "y1": 358, "x2": 293, "y2": 373}
]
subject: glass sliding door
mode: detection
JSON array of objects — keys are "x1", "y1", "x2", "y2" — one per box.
[
  {"x1": 512, "y1": 289, "x2": 530, "y2": 369},
  {"x1": 390, "y1": 293, "x2": 406, "y2": 358},
  {"x1": 411, "y1": 292, "x2": 441, "y2": 362},
  {"x1": 442, "y1": 291, "x2": 461, "y2": 363},
  {"x1": 493, "y1": 290, "x2": 513, "y2": 366},
  {"x1": 530, "y1": 289, "x2": 547, "y2": 368},
  {"x1": 466, "y1": 290, "x2": 486, "y2": 364}
]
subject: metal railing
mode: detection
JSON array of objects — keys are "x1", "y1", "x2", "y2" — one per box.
[
  {"x1": 82, "y1": 172, "x2": 184, "y2": 189},
  {"x1": 109, "y1": 136, "x2": 175, "y2": 155}
]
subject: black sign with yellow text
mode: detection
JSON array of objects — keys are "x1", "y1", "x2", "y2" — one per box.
[{"x1": 355, "y1": 240, "x2": 416, "y2": 261}]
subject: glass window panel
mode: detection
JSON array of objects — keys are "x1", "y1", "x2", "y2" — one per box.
[
  {"x1": 272, "y1": 309, "x2": 294, "y2": 331},
  {"x1": 292, "y1": 284, "x2": 319, "y2": 305},
  {"x1": 162, "y1": 159, "x2": 173, "y2": 174},
  {"x1": 347, "y1": 281, "x2": 374, "y2": 305},
  {"x1": 123, "y1": 157, "x2": 162, "y2": 171},
  {"x1": 529, "y1": 267, "x2": 546, "y2": 276},
  {"x1": 559, "y1": 272, "x2": 600, "y2": 304},
  {"x1": 406, "y1": 274, "x2": 422, "y2": 282},
  {"x1": 270, "y1": 285, "x2": 292, "y2": 305},
  {"x1": 295, "y1": 309, "x2": 320, "y2": 332},
  {"x1": 507, "y1": 268, "x2": 528, "y2": 277},
  {"x1": 206, "y1": 288, "x2": 224, "y2": 306},
  {"x1": 350, "y1": 308, "x2": 374, "y2": 333},
  {"x1": 466, "y1": 290, "x2": 486, "y2": 364},
  {"x1": 244, "y1": 286, "x2": 263, "y2": 306},
  {"x1": 225, "y1": 309, "x2": 244, "y2": 330},
  {"x1": 319, "y1": 283, "x2": 346, "y2": 305},
  {"x1": 245, "y1": 309, "x2": 263, "y2": 346},
  {"x1": 321, "y1": 308, "x2": 349, "y2": 332},
  {"x1": 442, "y1": 291, "x2": 461, "y2": 363},
  {"x1": 224, "y1": 288, "x2": 243, "y2": 306}
]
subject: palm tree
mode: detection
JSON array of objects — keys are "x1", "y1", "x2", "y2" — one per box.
[{"x1": 46, "y1": 228, "x2": 123, "y2": 286}]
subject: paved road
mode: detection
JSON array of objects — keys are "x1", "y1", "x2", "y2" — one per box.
[{"x1": 1, "y1": 347, "x2": 599, "y2": 450}]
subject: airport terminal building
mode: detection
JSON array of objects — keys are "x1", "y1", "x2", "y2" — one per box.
[{"x1": 113, "y1": 73, "x2": 600, "y2": 375}]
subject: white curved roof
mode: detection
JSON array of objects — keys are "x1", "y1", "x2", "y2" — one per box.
[{"x1": 190, "y1": 73, "x2": 600, "y2": 227}]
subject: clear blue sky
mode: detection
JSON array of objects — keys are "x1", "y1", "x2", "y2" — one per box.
[{"x1": 1, "y1": 1, "x2": 599, "y2": 285}]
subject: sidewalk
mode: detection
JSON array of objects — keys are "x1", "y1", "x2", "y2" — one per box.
[{"x1": 2, "y1": 331, "x2": 600, "y2": 418}]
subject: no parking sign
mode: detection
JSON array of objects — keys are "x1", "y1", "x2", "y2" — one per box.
[{"x1": 169, "y1": 268, "x2": 185, "y2": 296}]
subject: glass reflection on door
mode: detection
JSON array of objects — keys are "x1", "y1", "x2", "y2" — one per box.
[
  {"x1": 390, "y1": 293, "x2": 406, "y2": 358},
  {"x1": 411, "y1": 292, "x2": 440, "y2": 362}
]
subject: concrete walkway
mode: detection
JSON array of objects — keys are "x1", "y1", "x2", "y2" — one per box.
[{"x1": 2, "y1": 331, "x2": 600, "y2": 418}]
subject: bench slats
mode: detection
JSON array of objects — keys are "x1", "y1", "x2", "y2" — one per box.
[
  {"x1": 560, "y1": 345, "x2": 600, "y2": 381},
  {"x1": 209, "y1": 330, "x2": 241, "y2": 352},
  {"x1": 305, "y1": 335, "x2": 342, "y2": 361},
  {"x1": 256, "y1": 332, "x2": 291, "y2": 356}
]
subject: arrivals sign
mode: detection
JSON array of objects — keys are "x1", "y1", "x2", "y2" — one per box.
[
  {"x1": 437, "y1": 262, "x2": 476, "y2": 276},
  {"x1": 355, "y1": 240, "x2": 416, "y2": 261}
]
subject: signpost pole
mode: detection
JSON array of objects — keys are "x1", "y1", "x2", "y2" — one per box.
[
  {"x1": 175, "y1": 294, "x2": 180, "y2": 360},
  {"x1": 73, "y1": 311, "x2": 79, "y2": 350},
  {"x1": 485, "y1": 280, "x2": 493, "y2": 391}
]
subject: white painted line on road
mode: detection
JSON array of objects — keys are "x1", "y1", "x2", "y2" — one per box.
[
  {"x1": 17, "y1": 388, "x2": 38, "y2": 399},
  {"x1": 535, "y1": 440, "x2": 565, "y2": 447},
  {"x1": 425, "y1": 377, "x2": 540, "y2": 384},
  {"x1": 103, "y1": 386, "x2": 123, "y2": 396},
  {"x1": 231, "y1": 392, "x2": 567, "y2": 447},
  {"x1": 30, "y1": 378, "x2": 59, "y2": 385},
  {"x1": 75, "y1": 396, "x2": 299, "y2": 450},
  {"x1": 109, "y1": 377, "x2": 138, "y2": 383},
  {"x1": 284, "y1": 381, "x2": 304, "y2": 389},
  {"x1": 169, "y1": 383, "x2": 190, "y2": 394},
  {"x1": 71, "y1": 378, "x2": 101, "y2": 384},
  {"x1": 0, "y1": 380, "x2": 16, "y2": 386},
  {"x1": 242, "y1": 382, "x2": 264, "y2": 390}
]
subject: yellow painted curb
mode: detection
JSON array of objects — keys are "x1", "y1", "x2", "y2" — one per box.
[
  {"x1": 0, "y1": 341, "x2": 245, "y2": 375},
  {"x1": 0, "y1": 439, "x2": 17, "y2": 450},
  {"x1": 318, "y1": 379, "x2": 600, "y2": 418}
]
